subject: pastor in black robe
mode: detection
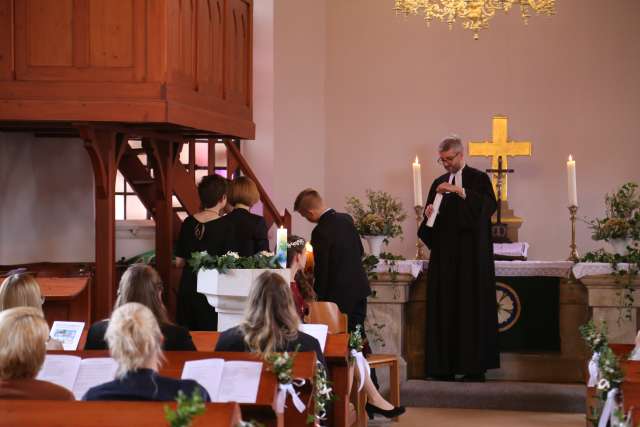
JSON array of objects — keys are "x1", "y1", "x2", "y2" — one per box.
[{"x1": 418, "y1": 164, "x2": 500, "y2": 377}]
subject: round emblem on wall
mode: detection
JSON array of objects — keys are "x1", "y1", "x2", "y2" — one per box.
[{"x1": 496, "y1": 282, "x2": 521, "y2": 333}]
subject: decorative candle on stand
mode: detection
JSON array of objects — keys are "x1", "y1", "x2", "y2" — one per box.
[
  {"x1": 567, "y1": 155, "x2": 578, "y2": 207},
  {"x1": 276, "y1": 226, "x2": 288, "y2": 268},
  {"x1": 413, "y1": 156, "x2": 423, "y2": 207}
]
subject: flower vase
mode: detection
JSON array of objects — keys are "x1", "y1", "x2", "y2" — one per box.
[
  {"x1": 609, "y1": 238, "x2": 632, "y2": 256},
  {"x1": 363, "y1": 235, "x2": 385, "y2": 257}
]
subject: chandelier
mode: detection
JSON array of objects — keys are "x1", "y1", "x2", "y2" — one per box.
[{"x1": 393, "y1": 0, "x2": 556, "y2": 39}]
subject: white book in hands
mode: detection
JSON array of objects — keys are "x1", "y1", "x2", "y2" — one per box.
[
  {"x1": 181, "y1": 359, "x2": 262, "y2": 403},
  {"x1": 49, "y1": 321, "x2": 85, "y2": 351},
  {"x1": 299, "y1": 323, "x2": 328, "y2": 352},
  {"x1": 36, "y1": 355, "x2": 118, "y2": 400}
]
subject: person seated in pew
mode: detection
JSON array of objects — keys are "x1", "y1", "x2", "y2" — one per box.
[
  {"x1": 85, "y1": 264, "x2": 195, "y2": 351},
  {"x1": 175, "y1": 174, "x2": 238, "y2": 330},
  {"x1": 0, "y1": 307, "x2": 74, "y2": 400},
  {"x1": 226, "y1": 176, "x2": 270, "y2": 257},
  {"x1": 286, "y1": 235, "x2": 317, "y2": 320},
  {"x1": 0, "y1": 273, "x2": 63, "y2": 350},
  {"x1": 215, "y1": 271, "x2": 326, "y2": 368},
  {"x1": 83, "y1": 303, "x2": 210, "y2": 402}
]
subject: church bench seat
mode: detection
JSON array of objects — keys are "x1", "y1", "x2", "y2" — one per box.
[
  {"x1": 0, "y1": 400, "x2": 241, "y2": 427},
  {"x1": 48, "y1": 349, "x2": 318, "y2": 427}
]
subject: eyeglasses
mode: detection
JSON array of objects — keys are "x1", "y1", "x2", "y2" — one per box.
[{"x1": 437, "y1": 152, "x2": 461, "y2": 165}]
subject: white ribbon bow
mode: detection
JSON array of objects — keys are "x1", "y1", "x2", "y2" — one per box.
[
  {"x1": 275, "y1": 379, "x2": 306, "y2": 414},
  {"x1": 351, "y1": 349, "x2": 371, "y2": 392},
  {"x1": 598, "y1": 388, "x2": 618, "y2": 427},
  {"x1": 588, "y1": 352, "x2": 600, "y2": 387}
]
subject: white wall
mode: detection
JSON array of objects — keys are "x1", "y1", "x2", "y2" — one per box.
[
  {"x1": 0, "y1": 133, "x2": 95, "y2": 264},
  {"x1": 324, "y1": 0, "x2": 640, "y2": 260}
]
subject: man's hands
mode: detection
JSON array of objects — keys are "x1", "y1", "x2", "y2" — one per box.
[
  {"x1": 424, "y1": 204, "x2": 434, "y2": 218},
  {"x1": 436, "y1": 182, "x2": 461, "y2": 195}
]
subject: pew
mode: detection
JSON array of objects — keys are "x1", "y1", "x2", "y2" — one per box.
[
  {"x1": 0, "y1": 264, "x2": 92, "y2": 326},
  {"x1": 189, "y1": 331, "x2": 354, "y2": 426},
  {"x1": 49, "y1": 349, "x2": 318, "y2": 427},
  {"x1": 0, "y1": 400, "x2": 241, "y2": 427}
]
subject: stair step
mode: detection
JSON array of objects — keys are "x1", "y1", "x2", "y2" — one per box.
[{"x1": 130, "y1": 179, "x2": 154, "y2": 185}]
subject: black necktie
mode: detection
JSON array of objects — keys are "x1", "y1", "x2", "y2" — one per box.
[{"x1": 452, "y1": 175, "x2": 456, "y2": 186}]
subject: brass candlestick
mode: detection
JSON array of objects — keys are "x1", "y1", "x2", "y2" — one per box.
[
  {"x1": 567, "y1": 205, "x2": 579, "y2": 262},
  {"x1": 415, "y1": 205, "x2": 427, "y2": 260}
]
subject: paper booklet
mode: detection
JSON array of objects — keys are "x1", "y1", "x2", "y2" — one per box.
[
  {"x1": 494, "y1": 242, "x2": 529, "y2": 260},
  {"x1": 36, "y1": 355, "x2": 118, "y2": 400},
  {"x1": 50, "y1": 321, "x2": 85, "y2": 351},
  {"x1": 299, "y1": 323, "x2": 328, "y2": 352},
  {"x1": 181, "y1": 359, "x2": 262, "y2": 403}
]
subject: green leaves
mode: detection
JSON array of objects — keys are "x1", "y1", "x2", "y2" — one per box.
[
  {"x1": 346, "y1": 190, "x2": 407, "y2": 239},
  {"x1": 164, "y1": 389, "x2": 206, "y2": 427},
  {"x1": 587, "y1": 182, "x2": 640, "y2": 241},
  {"x1": 348, "y1": 324, "x2": 365, "y2": 353},
  {"x1": 265, "y1": 348, "x2": 298, "y2": 385},
  {"x1": 188, "y1": 251, "x2": 280, "y2": 273}
]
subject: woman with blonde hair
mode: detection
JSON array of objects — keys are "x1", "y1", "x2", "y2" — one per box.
[
  {"x1": 0, "y1": 307, "x2": 74, "y2": 400},
  {"x1": 83, "y1": 302, "x2": 209, "y2": 401},
  {"x1": 226, "y1": 176, "x2": 270, "y2": 256},
  {"x1": 215, "y1": 271, "x2": 325, "y2": 366},
  {"x1": 0, "y1": 273, "x2": 63, "y2": 350},
  {"x1": 85, "y1": 264, "x2": 195, "y2": 350}
]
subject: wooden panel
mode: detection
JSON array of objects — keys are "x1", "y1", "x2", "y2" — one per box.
[
  {"x1": 89, "y1": 0, "x2": 134, "y2": 68},
  {"x1": 224, "y1": 0, "x2": 251, "y2": 110},
  {"x1": 0, "y1": 401, "x2": 242, "y2": 427},
  {"x1": 197, "y1": 0, "x2": 224, "y2": 98},
  {"x1": 26, "y1": 0, "x2": 74, "y2": 66},
  {"x1": 14, "y1": 0, "x2": 147, "y2": 82},
  {"x1": 168, "y1": 0, "x2": 196, "y2": 87},
  {"x1": 0, "y1": 0, "x2": 13, "y2": 80}
]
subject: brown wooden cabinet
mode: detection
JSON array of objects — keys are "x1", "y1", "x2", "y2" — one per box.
[{"x1": 0, "y1": 0, "x2": 254, "y2": 139}]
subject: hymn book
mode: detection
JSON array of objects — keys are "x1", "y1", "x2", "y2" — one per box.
[
  {"x1": 181, "y1": 359, "x2": 262, "y2": 403},
  {"x1": 49, "y1": 321, "x2": 85, "y2": 351},
  {"x1": 36, "y1": 355, "x2": 118, "y2": 399},
  {"x1": 299, "y1": 323, "x2": 328, "y2": 352}
]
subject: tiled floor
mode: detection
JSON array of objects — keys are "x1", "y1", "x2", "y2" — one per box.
[{"x1": 369, "y1": 407, "x2": 585, "y2": 427}]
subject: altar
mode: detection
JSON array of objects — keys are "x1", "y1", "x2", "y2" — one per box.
[{"x1": 368, "y1": 259, "x2": 588, "y2": 385}]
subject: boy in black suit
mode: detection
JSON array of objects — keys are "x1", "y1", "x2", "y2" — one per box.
[{"x1": 294, "y1": 189, "x2": 371, "y2": 331}]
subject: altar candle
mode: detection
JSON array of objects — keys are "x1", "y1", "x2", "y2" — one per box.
[
  {"x1": 413, "y1": 156, "x2": 423, "y2": 207},
  {"x1": 567, "y1": 155, "x2": 578, "y2": 207},
  {"x1": 276, "y1": 226, "x2": 288, "y2": 268}
]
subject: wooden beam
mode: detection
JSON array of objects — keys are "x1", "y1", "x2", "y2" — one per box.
[{"x1": 79, "y1": 126, "x2": 124, "y2": 320}]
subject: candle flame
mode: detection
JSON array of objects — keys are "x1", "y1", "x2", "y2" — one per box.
[
  {"x1": 305, "y1": 242, "x2": 313, "y2": 253},
  {"x1": 414, "y1": 156, "x2": 420, "y2": 165},
  {"x1": 568, "y1": 154, "x2": 573, "y2": 161}
]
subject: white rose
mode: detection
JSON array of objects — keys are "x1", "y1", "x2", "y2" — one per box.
[
  {"x1": 260, "y1": 251, "x2": 275, "y2": 257},
  {"x1": 226, "y1": 251, "x2": 240, "y2": 259},
  {"x1": 597, "y1": 378, "x2": 611, "y2": 391}
]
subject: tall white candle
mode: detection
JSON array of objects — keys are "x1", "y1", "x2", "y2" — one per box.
[
  {"x1": 567, "y1": 155, "x2": 578, "y2": 207},
  {"x1": 276, "y1": 226, "x2": 288, "y2": 268},
  {"x1": 412, "y1": 156, "x2": 423, "y2": 207}
]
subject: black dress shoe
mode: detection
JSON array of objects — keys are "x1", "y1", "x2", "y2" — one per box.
[
  {"x1": 460, "y1": 373, "x2": 486, "y2": 382},
  {"x1": 365, "y1": 403, "x2": 406, "y2": 420}
]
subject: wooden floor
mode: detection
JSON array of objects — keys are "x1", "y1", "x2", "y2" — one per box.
[{"x1": 370, "y1": 407, "x2": 585, "y2": 427}]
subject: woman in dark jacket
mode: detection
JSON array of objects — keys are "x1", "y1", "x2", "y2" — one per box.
[
  {"x1": 175, "y1": 174, "x2": 237, "y2": 330},
  {"x1": 85, "y1": 263, "x2": 195, "y2": 351},
  {"x1": 84, "y1": 303, "x2": 208, "y2": 402},
  {"x1": 225, "y1": 176, "x2": 269, "y2": 257},
  {"x1": 215, "y1": 271, "x2": 325, "y2": 369}
]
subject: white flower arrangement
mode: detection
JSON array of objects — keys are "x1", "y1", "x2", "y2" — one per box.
[{"x1": 286, "y1": 239, "x2": 305, "y2": 249}]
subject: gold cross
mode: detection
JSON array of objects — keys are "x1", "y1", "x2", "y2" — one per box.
[{"x1": 468, "y1": 116, "x2": 532, "y2": 201}]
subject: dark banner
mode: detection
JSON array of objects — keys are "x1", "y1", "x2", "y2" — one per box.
[{"x1": 496, "y1": 276, "x2": 560, "y2": 352}]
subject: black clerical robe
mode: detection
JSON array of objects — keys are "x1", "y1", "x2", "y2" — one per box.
[{"x1": 418, "y1": 165, "x2": 500, "y2": 376}]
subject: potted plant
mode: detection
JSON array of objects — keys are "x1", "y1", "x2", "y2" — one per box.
[
  {"x1": 587, "y1": 182, "x2": 640, "y2": 255},
  {"x1": 346, "y1": 190, "x2": 407, "y2": 257}
]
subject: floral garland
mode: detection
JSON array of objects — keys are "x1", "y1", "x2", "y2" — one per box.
[
  {"x1": 582, "y1": 248, "x2": 640, "y2": 323},
  {"x1": 189, "y1": 251, "x2": 280, "y2": 274},
  {"x1": 265, "y1": 348, "x2": 307, "y2": 415},
  {"x1": 349, "y1": 324, "x2": 365, "y2": 354},
  {"x1": 164, "y1": 389, "x2": 206, "y2": 427},
  {"x1": 307, "y1": 362, "x2": 334, "y2": 425},
  {"x1": 362, "y1": 252, "x2": 406, "y2": 282}
]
